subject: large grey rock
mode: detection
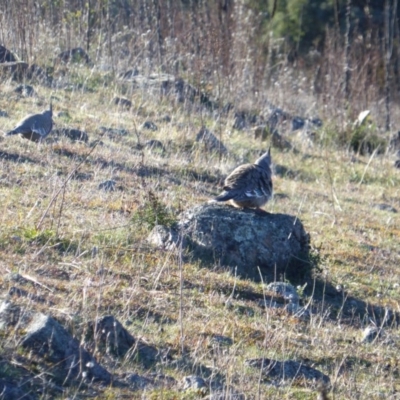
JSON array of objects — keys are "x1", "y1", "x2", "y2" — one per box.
[{"x1": 148, "y1": 203, "x2": 310, "y2": 281}]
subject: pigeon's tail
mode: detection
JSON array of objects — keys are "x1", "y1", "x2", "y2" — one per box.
[
  {"x1": 5, "y1": 129, "x2": 19, "y2": 136},
  {"x1": 213, "y1": 191, "x2": 236, "y2": 202}
]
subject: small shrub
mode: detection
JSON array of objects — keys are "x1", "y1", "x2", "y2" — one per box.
[{"x1": 131, "y1": 190, "x2": 177, "y2": 230}]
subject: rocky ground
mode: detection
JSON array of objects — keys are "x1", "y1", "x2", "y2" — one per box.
[{"x1": 0, "y1": 49, "x2": 399, "y2": 399}]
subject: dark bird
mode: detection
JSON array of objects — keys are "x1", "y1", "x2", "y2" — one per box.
[
  {"x1": 5, "y1": 102, "x2": 53, "y2": 142},
  {"x1": 213, "y1": 148, "x2": 273, "y2": 210}
]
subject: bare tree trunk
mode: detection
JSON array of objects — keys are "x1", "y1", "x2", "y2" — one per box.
[
  {"x1": 384, "y1": 0, "x2": 397, "y2": 132},
  {"x1": 343, "y1": 0, "x2": 351, "y2": 104}
]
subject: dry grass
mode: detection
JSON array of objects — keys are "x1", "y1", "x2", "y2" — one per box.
[{"x1": 0, "y1": 53, "x2": 399, "y2": 400}]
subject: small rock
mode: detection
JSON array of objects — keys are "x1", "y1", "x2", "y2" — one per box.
[
  {"x1": 126, "y1": 372, "x2": 176, "y2": 390},
  {"x1": 113, "y1": 96, "x2": 132, "y2": 109},
  {"x1": 21, "y1": 312, "x2": 111, "y2": 383},
  {"x1": 14, "y1": 84, "x2": 36, "y2": 97},
  {"x1": 142, "y1": 120, "x2": 158, "y2": 131},
  {"x1": 126, "y1": 373, "x2": 153, "y2": 390},
  {"x1": 271, "y1": 131, "x2": 293, "y2": 151},
  {"x1": 0, "y1": 379, "x2": 35, "y2": 400},
  {"x1": 161, "y1": 115, "x2": 171, "y2": 122},
  {"x1": 373, "y1": 203, "x2": 397, "y2": 213},
  {"x1": 209, "y1": 334, "x2": 233, "y2": 347},
  {"x1": 205, "y1": 389, "x2": 245, "y2": 400},
  {"x1": 0, "y1": 300, "x2": 32, "y2": 330},
  {"x1": 394, "y1": 160, "x2": 400, "y2": 169},
  {"x1": 233, "y1": 110, "x2": 258, "y2": 130},
  {"x1": 0, "y1": 44, "x2": 17, "y2": 63},
  {"x1": 56, "y1": 47, "x2": 90, "y2": 64},
  {"x1": 98, "y1": 180, "x2": 116, "y2": 192},
  {"x1": 53, "y1": 128, "x2": 89, "y2": 143},
  {"x1": 0, "y1": 110, "x2": 9, "y2": 117},
  {"x1": 144, "y1": 139, "x2": 164, "y2": 151},
  {"x1": 57, "y1": 111, "x2": 71, "y2": 118},
  {"x1": 196, "y1": 126, "x2": 228, "y2": 154},
  {"x1": 292, "y1": 116, "x2": 305, "y2": 131},
  {"x1": 91, "y1": 315, "x2": 134, "y2": 357},
  {"x1": 119, "y1": 68, "x2": 140, "y2": 80},
  {"x1": 99, "y1": 126, "x2": 129, "y2": 137},
  {"x1": 182, "y1": 375, "x2": 207, "y2": 391},
  {"x1": 266, "y1": 282, "x2": 299, "y2": 303},
  {"x1": 285, "y1": 302, "x2": 310, "y2": 319},
  {"x1": 246, "y1": 358, "x2": 330, "y2": 386},
  {"x1": 5, "y1": 273, "x2": 28, "y2": 284},
  {"x1": 253, "y1": 125, "x2": 272, "y2": 141},
  {"x1": 361, "y1": 325, "x2": 382, "y2": 343}
]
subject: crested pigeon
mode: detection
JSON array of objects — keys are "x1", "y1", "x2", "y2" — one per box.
[
  {"x1": 213, "y1": 148, "x2": 273, "y2": 210},
  {"x1": 5, "y1": 102, "x2": 53, "y2": 143}
]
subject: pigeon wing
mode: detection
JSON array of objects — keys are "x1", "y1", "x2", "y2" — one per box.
[{"x1": 224, "y1": 164, "x2": 272, "y2": 201}]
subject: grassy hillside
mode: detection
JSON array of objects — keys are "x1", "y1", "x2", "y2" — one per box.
[{"x1": 0, "y1": 60, "x2": 399, "y2": 399}]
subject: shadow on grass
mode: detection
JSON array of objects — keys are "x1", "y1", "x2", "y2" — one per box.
[
  {"x1": 306, "y1": 276, "x2": 400, "y2": 327},
  {"x1": 0, "y1": 150, "x2": 38, "y2": 164}
]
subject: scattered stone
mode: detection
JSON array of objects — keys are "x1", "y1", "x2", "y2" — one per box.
[
  {"x1": 182, "y1": 375, "x2": 207, "y2": 391},
  {"x1": 8, "y1": 286, "x2": 47, "y2": 304},
  {"x1": 14, "y1": 84, "x2": 36, "y2": 97},
  {"x1": 161, "y1": 115, "x2": 171, "y2": 122},
  {"x1": 205, "y1": 388, "x2": 245, "y2": 400},
  {"x1": 142, "y1": 120, "x2": 158, "y2": 131},
  {"x1": 57, "y1": 111, "x2": 71, "y2": 118},
  {"x1": 0, "y1": 44, "x2": 17, "y2": 63},
  {"x1": 292, "y1": 116, "x2": 305, "y2": 131},
  {"x1": 144, "y1": 139, "x2": 165, "y2": 151},
  {"x1": 161, "y1": 77, "x2": 216, "y2": 109},
  {"x1": 119, "y1": 68, "x2": 139, "y2": 80},
  {"x1": 98, "y1": 180, "x2": 116, "y2": 192},
  {"x1": 0, "y1": 379, "x2": 35, "y2": 400},
  {"x1": 126, "y1": 373, "x2": 176, "y2": 390},
  {"x1": 361, "y1": 325, "x2": 383, "y2": 343},
  {"x1": 113, "y1": 96, "x2": 132, "y2": 109},
  {"x1": 246, "y1": 358, "x2": 330, "y2": 386},
  {"x1": 267, "y1": 282, "x2": 299, "y2": 303},
  {"x1": 0, "y1": 300, "x2": 32, "y2": 330},
  {"x1": 148, "y1": 203, "x2": 311, "y2": 281},
  {"x1": 209, "y1": 334, "x2": 233, "y2": 347},
  {"x1": 5, "y1": 273, "x2": 29, "y2": 284},
  {"x1": 373, "y1": 203, "x2": 397, "y2": 213},
  {"x1": 126, "y1": 373, "x2": 153, "y2": 390},
  {"x1": 21, "y1": 313, "x2": 111, "y2": 383},
  {"x1": 233, "y1": 110, "x2": 259, "y2": 130},
  {"x1": 88, "y1": 315, "x2": 159, "y2": 366},
  {"x1": 266, "y1": 108, "x2": 287, "y2": 131},
  {"x1": 90, "y1": 315, "x2": 135, "y2": 356},
  {"x1": 254, "y1": 125, "x2": 271, "y2": 141},
  {"x1": 390, "y1": 131, "x2": 400, "y2": 152},
  {"x1": 271, "y1": 131, "x2": 294, "y2": 151},
  {"x1": 56, "y1": 47, "x2": 90, "y2": 64},
  {"x1": 285, "y1": 302, "x2": 310, "y2": 319},
  {"x1": 99, "y1": 126, "x2": 129, "y2": 137},
  {"x1": 53, "y1": 128, "x2": 89, "y2": 143},
  {"x1": 395, "y1": 160, "x2": 400, "y2": 169},
  {"x1": 0, "y1": 109, "x2": 8, "y2": 117},
  {"x1": 196, "y1": 126, "x2": 228, "y2": 154}
]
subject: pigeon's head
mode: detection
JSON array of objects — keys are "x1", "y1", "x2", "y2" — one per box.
[
  {"x1": 43, "y1": 100, "x2": 53, "y2": 118},
  {"x1": 254, "y1": 148, "x2": 271, "y2": 170}
]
